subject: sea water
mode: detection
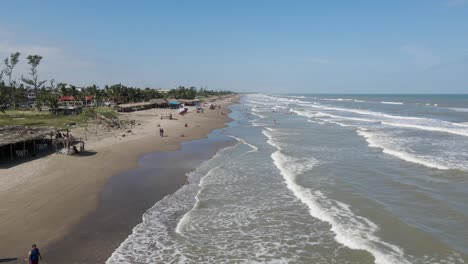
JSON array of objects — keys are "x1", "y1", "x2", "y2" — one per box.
[{"x1": 107, "y1": 94, "x2": 468, "y2": 263}]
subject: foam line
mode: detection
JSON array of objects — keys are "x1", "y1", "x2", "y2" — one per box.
[
  {"x1": 175, "y1": 165, "x2": 220, "y2": 235},
  {"x1": 271, "y1": 150, "x2": 410, "y2": 264},
  {"x1": 381, "y1": 122, "x2": 468, "y2": 138},
  {"x1": 357, "y1": 129, "x2": 449, "y2": 170},
  {"x1": 293, "y1": 105, "x2": 468, "y2": 138},
  {"x1": 447, "y1": 107, "x2": 468, "y2": 113},
  {"x1": 106, "y1": 142, "x2": 239, "y2": 263},
  {"x1": 228, "y1": 135, "x2": 259, "y2": 153},
  {"x1": 262, "y1": 129, "x2": 281, "y2": 150},
  {"x1": 381, "y1": 101, "x2": 404, "y2": 105}
]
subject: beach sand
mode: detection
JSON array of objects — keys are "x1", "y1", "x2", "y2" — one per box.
[{"x1": 0, "y1": 95, "x2": 239, "y2": 263}]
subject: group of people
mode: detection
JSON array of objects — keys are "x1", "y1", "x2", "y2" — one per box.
[{"x1": 55, "y1": 132, "x2": 70, "y2": 139}]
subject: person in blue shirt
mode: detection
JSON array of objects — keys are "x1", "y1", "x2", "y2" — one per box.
[{"x1": 28, "y1": 244, "x2": 42, "y2": 264}]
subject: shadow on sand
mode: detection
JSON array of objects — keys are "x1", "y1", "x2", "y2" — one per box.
[
  {"x1": 77, "y1": 150, "x2": 97, "y2": 157},
  {"x1": 0, "y1": 151, "x2": 53, "y2": 169},
  {"x1": 0, "y1": 149, "x2": 98, "y2": 168},
  {"x1": 0, "y1": 258, "x2": 18, "y2": 263}
]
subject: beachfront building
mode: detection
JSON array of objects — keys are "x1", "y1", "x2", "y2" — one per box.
[
  {"x1": 157, "y1": 89, "x2": 170, "y2": 94},
  {"x1": 84, "y1": 96, "x2": 96, "y2": 107},
  {"x1": 50, "y1": 96, "x2": 83, "y2": 115}
]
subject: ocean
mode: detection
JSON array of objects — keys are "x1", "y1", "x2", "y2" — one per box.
[{"x1": 107, "y1": 94, "x2": 468, "y2": 264}]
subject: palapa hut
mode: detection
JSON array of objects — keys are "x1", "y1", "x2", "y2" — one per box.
[
  {"x1": 117, "y1": 102, "x2": 156, "y2": 112},
  {"x1": 179, "y1": 99, "x2": 199, "y2": 106},
  {"x1": 150, "y1": 98, "x2": 169, "y2": 108},
  {"x1": 0, "y1": 126, "x2": 57, "y2": 162}
]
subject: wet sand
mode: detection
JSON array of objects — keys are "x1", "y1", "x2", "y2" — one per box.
[
  {"x1": 0, "y1": 95, "x2": 239, "y2": 263},
  {"x1": 45, "y1": 130, "x2": 234, "y2": 263}
]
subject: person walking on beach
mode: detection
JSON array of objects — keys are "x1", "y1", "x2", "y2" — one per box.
[
  {"x1": 159, "y1": 127, "x2": 164, "y2": 137},
  {"x1": 27, "y1": 244, "x2": 42, "y2": 264}
]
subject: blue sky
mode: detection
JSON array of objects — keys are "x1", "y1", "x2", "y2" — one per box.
[{"x1": 1, "y1": 0, "x2": 467, "y2": 93}]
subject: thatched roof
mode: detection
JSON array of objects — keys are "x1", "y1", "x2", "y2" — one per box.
[
  {"x1": 118, "y1": 102, "x2": 154, "y2": 108},
  {"x1": 0, "y1": 126, "x2": 57, "y2": 147},
  {"x1": 150, "y1": 98, "x2": 168, "y2": 104}
]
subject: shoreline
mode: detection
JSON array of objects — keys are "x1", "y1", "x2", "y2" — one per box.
[
  {"x1": 45, "y1": 127, "x2": 236, "y2": 263},
  {"x1": 0, "y1": 95, "x2": 239, "y2": 262}
]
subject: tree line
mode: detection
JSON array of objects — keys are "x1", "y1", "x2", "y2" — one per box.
[{"x1": 0, "y1": 52, "x2": 234, "y2": 111}]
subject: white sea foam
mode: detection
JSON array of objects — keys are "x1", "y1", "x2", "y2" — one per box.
[
  {"x1": 262, "y1": 129, "x2": 282, "y2": 150},
  {"x1": 107, "y1": 143, "x2": 240, "y2": 263},
  {"x1": 381, "y1": 122, "x2": 468, "y2": 138},
  {"x1": 381, "y1": 101, "x2": 404, "y2": 105},
  {"x1": 447, "y1": 107, "x2": 468, "y2": 113},
  {"x1": 228, "y1": 135, "x2": 258, "y2": 153},
  {"x1": 357, "y1": 129, "x2": 449, "y2": 170},
  {"x1": 175, "y1": 165, "x2": 221, "y2": 235},
  {"x1": 286, "y1": 95, "x2": 307, "y2": 99},
  {"x1": 306, "y1": 104, "x2": 423, "y2": 121},
  {"x1": 293, "y1": 109, "x2": 378, "y2": 124},
  {"x1": 320, "y1": 119, "x2": 354, "y2": 127},
  {"x1": 295, "y1": 102, "x2": 468, "y2": 138},
  {"x1": 250, "y1": 120, "x2": 265, "y2": 127},
  {"x1": 323, "y1": 98, "x2": 354, "y2": 102},
  {"x1": 307, "y1": 119, "x2": 326, "y2": 125},
  {"x1": 250, "y1": 112, "x2": 266, "y2": 119},
  {"x1": 271, "y1": 150, "x2": 410, "y2": 264}
]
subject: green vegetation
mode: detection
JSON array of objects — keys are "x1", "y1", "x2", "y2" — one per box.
[
  {"x1": 0, "y1": 51, "x2": 234, "y2": 128},
  {"x1": 167, "y1": 86, "x2": 233, "y2": 99},
  {"x1": 0, "y1": 107, "x2": 120, "y2": 128},
  {"x1": 82, "y1": 107, "x2": 118, "y2": 119},
  {"x1": 0, "y1": 109, "x2": 88, "y2": 128}
]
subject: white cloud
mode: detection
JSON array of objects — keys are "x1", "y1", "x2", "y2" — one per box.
[{"x1": 401, "y1": 44, "x2": 439, "y2": 69}]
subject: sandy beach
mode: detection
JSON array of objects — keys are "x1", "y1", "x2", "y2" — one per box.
[{"x1": 0, "y1": 95, "x2": 239, "y2": 262}]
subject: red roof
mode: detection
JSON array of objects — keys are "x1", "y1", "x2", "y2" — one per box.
[
  {"x1": 60, "y1": 96, "x2": 75, "y2": 101},
  {"x1": 85, "y1": 96, "x2": 94, "y2": 101}
]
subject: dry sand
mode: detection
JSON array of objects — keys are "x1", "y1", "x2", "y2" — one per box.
[{"x1": 0, "y1": 95, "x2": 239, "y2": 261}]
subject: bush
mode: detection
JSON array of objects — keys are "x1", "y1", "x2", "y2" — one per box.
[{"x1": 82, "y1": 107, "x2": 97, "y2": 118}]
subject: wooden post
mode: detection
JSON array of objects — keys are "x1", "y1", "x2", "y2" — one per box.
[{"x1": 33, "y1": 139, "x2": 36, "y2": 153}]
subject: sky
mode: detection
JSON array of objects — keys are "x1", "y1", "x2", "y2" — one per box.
[{"x1": 0, "y1": 0, "x2": 467, "y2": 94}]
